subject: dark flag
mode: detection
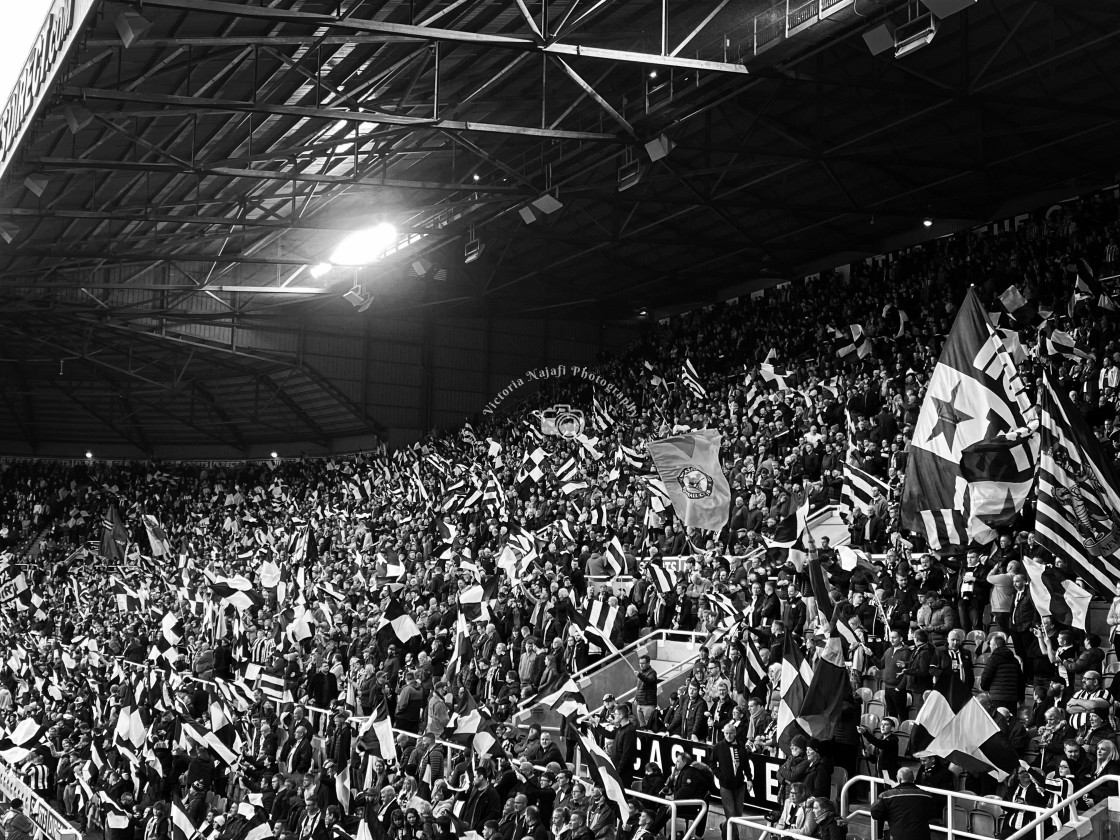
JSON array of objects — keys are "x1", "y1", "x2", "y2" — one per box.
[
  {"x1": 1035, "y1": 368, "x2": 1120, "y2": 595},
  {"x1": 901, "y1": 288, "x2": 1037, "y2": 550},
  {"x1": 100, "y1": 505, "x2": 129, "y2": 563}
]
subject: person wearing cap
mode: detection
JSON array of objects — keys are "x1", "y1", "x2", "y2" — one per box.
[
  {"x1": 802, "y1": 739, "x2": 832, "y2": 799},
  {"x1": 869, "y1": 766, "x2": 939, "y2": 840},
  {"x1": 1074, "y1": 698, "x2": 1115, "y2": 750}
]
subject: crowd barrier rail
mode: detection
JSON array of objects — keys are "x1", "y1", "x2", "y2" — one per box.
[
  {"x1": 839, "y1": 774, "x2": 1051, "y2": 840},
  {"x1": 0, "y1": 759, "x2": 80, "y2": 840},
  {"x1": 1005, "y1": 774, "x2": 1120, "y2": 840}
]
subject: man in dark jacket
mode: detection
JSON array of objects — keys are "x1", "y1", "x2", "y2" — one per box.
[
  {"x1": 608, "y1": 704, "x2": 639, "y2": 787},
  {"x1": 870, "y1": 767, "x2": 940, "y2": 840},
  {"x1": 979, "y1": 633, "x2": 1025, "y2": 713},
  {"x1": 713, "y1": 723, "x2": 751, "y2": 840},
  {"x1": 463, "y1": 772, "x2": 503, "y2": 833},
  {"x1": 634, "y1": 656, "x2": 660, "y2": 727}
]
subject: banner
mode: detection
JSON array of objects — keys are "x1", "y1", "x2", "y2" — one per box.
[
  {"x1": 0, "y1": 574, "x2": 28, "y2": 604},
  {"x1": 628, "y1": 731, "x2": 782, "y2": 813}
]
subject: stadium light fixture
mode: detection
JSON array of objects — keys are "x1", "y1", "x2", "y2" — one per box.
[
  {"x1": 464, "y1": 229, "x2": 484, "y2": 264},
  {"x1": 343, "y1": 283, "x2": 374, "y2": 312},
  {"x1": 85, "y1": 451, "x2": 93, "y2": 459},
  {"x1": 270, "y1": 451, "x2": 279, "y2": 459},
  {"x1": 330, "y1": 223, "x2": 398, "y2": 266},
  {"x1": 894, "y1": 14, "x2": 938, "y2": 58},
  {"x1": 923, "y1": 217, "x2": 934, "y2": 228},
  {"x1": 114, "y1": 10, "x2": 153, "y2": 48}
]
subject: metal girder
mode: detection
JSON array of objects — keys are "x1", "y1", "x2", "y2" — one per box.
[
  {"x1": 126, "y1": 0, "x2": 750, "y2": 74},
  {"x1": 0, "y1": 206, "x2": 458, "y2": 236},
  {"x1": 61, "y1": 86, "x2": 619, "y2": 141},
  {"x1": 37, "y1": 155, "x2": 531, "y2": 192},
  {"x1": 256, "y1": 374, "x2": 329, "y2": 448}
]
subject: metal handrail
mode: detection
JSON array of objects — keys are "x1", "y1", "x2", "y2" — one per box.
[
  {"x1": 726, "y1": 815, "x2": 813, "y2": 840},
  {"x1": 518, "y1": 628, "x2": 708, "y2": 711},
  {"x1": 839, "y1": 774, "x2": 1051, "y2": 840},
  {"x1": 1005, "y1": 773, "x2": 1120, "y2": 840},
  {"x1": 628, "y1": 791, "x2": 708, "y2": 840},
  {"x1": 0, "y1": 758, "x2": 79, "y2": 840}
]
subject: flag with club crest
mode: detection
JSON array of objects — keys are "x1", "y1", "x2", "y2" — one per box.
[
  {"x1": 1035, "y1": 368, "x2": 1120, "y2": 595},
  {"x1": 901, "y1": 288, "x2": 1037, "y2": 549},
  {"x1": 647, "y1": 430, "x2": 731, "y2": 534}
]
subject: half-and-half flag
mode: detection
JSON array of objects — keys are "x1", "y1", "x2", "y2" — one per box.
[
  {"x1": 648, "y1": 430, "x2": 731, "y2": 534},
  {"x1": 915, "y1": 697, "x2": 1018, "y2": 781},
  {"x1": 901, "y1": 288, "x2": 1037, "y2": 550},
  {"x1": 1036, "y1": 368, "x2": 1120, "y2": 596},
  {"x1": 172, "y1": 795, "x2": 200, "y2": 840},
  {"x1": 776, "y1": 634, "x2": 814, "y2": 755},
  {"x1": 377, "y1": 597, "x2": 422, "y2": 647},
  {"x1": 538, "y1": 674, "x2": 590, "y2": 719},
  {"x1": 760, "y1": 363, "x2": 798, "y2": 391},
  {"x1": 360, "y1": 701, "x2": 397, "y2": 763},
  {"x1": 450, "y1": 694, "x2": 504, "y2": 759},
  {"x1": 795, "y1": 608, "x2": 849, "y2": 741},
  {"x1": 835, "y1": 325, "x2": 873, "y2": 362},
  {"x1": 572, "y1": 605, "x2": 620, "y2": 657},
  {"x1": 765, "y1": 489, "x2": 809, "y2": 571},
  {"x1": 1021, "y1": 554, "x2": 1092, "y2": 631},
  {"x1": 460, "y1": 576, "x2": 500, "y2": 622}
]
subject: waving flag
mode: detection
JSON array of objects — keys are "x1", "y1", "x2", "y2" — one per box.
[
  {"x1": 760, "y1": 362, "x2": 798, "y2": 391},
  {"x1": 100, "y1": 505, "x2": 129, "y2": 563},
  {"x1": 648, "y1": 429, "x2": 731, "y2": 534},
  {"x1": 681, "y1": 358, "x2": 708, "y2": 398},
  {"x1": 1036, "y1": 368, "x2": 1120, "y2": 595},
  {"x1": 916, "y1": 697, "x2": 1017, "y2": 781},
  {"x1": 776, "y1": 633, "x2": 813, "y2": 755},
  {"x1": 576, "y1": 724, "x2": 632, "y2": 821},
  {"x1": 143, "y1": 514, "x2": 172, "y2": 557},
  {"x1": 1022, "y1": 555, "x2": 1092, "y2": 630},
  {"x1": 834, "y1": 324, "x2": 872, "y2": 362},
  {"x1": 377, "y1": 597, "x2": 422, "y2": 646},
  {"x1": 901, "y1": 288, "x2": 1037, "y2": 549}
]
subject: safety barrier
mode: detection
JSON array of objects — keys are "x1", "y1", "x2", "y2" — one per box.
[
  {"x1": 839, "y1": 774, "x2": 1051, "y2": 840},
  {"x1": 624, "y1": 790, "x2": 708, "y2": 840},
  {"x1": 1005, "y1": 774, "x2": 1120, "y2": 840},
  {"x1": 0, "y1": 759, "x2": 80, "y2": 840}
]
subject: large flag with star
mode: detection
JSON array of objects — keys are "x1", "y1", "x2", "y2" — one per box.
[{"x1": 900, "y1": 288, "x2": 1037, "y2": 549}]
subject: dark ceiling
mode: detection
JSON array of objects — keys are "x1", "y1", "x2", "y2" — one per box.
[{"x1": 1, "y1": 0, "x2": 1119, "y2": 453}]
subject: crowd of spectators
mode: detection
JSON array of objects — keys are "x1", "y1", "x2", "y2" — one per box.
[{"x1": 0, "y1": 191, "x2": 1119, "y2": 840}]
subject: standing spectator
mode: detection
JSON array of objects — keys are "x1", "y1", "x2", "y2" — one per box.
[
  {"x1": 987, "y1": 561, "x2": 1018, "y2": 634},
  {"x1": 712, "y1": 722, "x2": 751, "y2": 840},
  {"x1": 980, "y1": 634, "x2": 1025, "y2": 713},
  {"x1": 1010, "y1": 574, "x2": 1040, "y2": 682},
  {"x1": 869, "y1": 767, "x2": 940, "y2": 840},
  {"x1": 608, "y1": 704, "x2": 638, "y2": 788},
  {"x1": 634, "y1": 655, "x2": 660, "y2": 727}
]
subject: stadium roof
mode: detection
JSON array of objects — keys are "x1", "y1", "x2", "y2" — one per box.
[{"x1": 1, "y1": 0, "x2": 1119, "y2": 454}]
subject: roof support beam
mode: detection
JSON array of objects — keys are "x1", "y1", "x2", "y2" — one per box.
[
  {"x1": 125, "y1": 0, "x2": 749, "y2": 74},
  {"x1": 59, "y1": 87, "x2": 619, "y2": 141}
]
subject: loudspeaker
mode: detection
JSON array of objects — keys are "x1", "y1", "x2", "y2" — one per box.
[
  {"x1": 919, "y1": 0, "x2": 976, "y2": 19},
  {"x1": 862, "y1": 22, "x2": 896, "y2": 55},
  {"x1": 114, "y1": 11, "x2": 153, "y2": 48},
  {"x1": 644, "y1": 135, "x2": 675, "y2": 162}
]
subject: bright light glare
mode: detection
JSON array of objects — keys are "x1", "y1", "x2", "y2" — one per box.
[
  {"x1": 923, "y1": 218, "x2": 933, "y2": 227},
  {"x1": 85, "y1": 451, "x2": 93, "y2": 459},
  {"x1": 310, "y1": 263, "x2": 332, "y2": 279},
  {"x1": 330, "y1": 223, "x2": 398, "y2": 265},
  {"x1": 270, "y1": 451, "x2": 279, "y2": 459}
]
